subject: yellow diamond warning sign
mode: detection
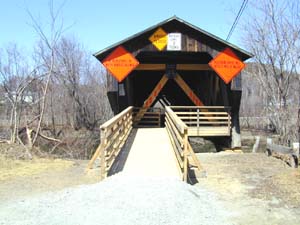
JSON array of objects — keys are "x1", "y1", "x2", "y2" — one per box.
[{"x1": 149, "y1": 28, "x2": 168, "y2": 51}]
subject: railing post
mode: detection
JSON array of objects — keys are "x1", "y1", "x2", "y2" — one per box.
[
  {"x1": 158, "y1": 109, "x2": 161, "y2": 127},
  {"x1": 197, "y1": 108, "x2": 199, "y2": 136},
  {"x1": 87, "y1": 128, "x2": 104, "y2": 169},
  {"x1": 228, "y1": 113, "x2": 231, "y2": 135},
  {"x1": 100, "y1": 130, "x2": 107, "y2": 180},
  {"x1": 183, "y1": 128, "x2": 188, "y2": 182}
]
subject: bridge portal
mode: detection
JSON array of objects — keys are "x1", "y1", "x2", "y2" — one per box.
[
  {"x1": 94, "y1": 16, "x2": 252, "y2": 149},
  {"x1": 89, "y1": 17, "x2": 254, "y2": 182}
]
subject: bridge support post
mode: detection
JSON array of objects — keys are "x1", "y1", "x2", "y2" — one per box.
[{"x1": 230, "y1": 91, "x2": 242, "y2": 149}]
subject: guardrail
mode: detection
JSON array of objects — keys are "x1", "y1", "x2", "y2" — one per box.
[
  {"x1": 87, "y1": 106, "x2": 133, "y2": 180},
  {"x1": 170, "y1": 106, "x2": 231, "y2": 136}
]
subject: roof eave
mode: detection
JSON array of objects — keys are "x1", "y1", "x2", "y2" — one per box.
[
  {"x1": 93, "y1": 16, "x2": 253, "y2": 61},
  {"x1": 93, "y1": 16, "x2": 177, "y2": 59}
]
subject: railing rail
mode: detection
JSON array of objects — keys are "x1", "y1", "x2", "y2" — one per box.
[
  {"x1": 87, "y1": 106, "x2": 133, "y2": 180},
  {"x1": 170, "y1": 106, "x2": 231, "y2": 136}
]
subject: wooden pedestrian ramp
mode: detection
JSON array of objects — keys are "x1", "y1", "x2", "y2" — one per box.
[
  {"x1": 121, "y1": 128, "x2": 180, "y2": 178},
  {"x1": 87, "y1": 106, "x2": 231, "y2": 182}
]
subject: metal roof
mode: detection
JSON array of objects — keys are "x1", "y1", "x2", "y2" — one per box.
[{"x1": 94, "y1": 16, "x2": 253, "y2": 61}]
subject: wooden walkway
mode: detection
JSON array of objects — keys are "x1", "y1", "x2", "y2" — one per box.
[
  {"x1": 122, "y1": 128, "x2": 181, "y2": 179},
  {"x1": 87, "y1": 106, "x2": 228, "y2": 182}
]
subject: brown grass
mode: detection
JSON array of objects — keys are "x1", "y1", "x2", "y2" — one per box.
[{"x1": 0, "y1": 156, "x2": 74, "y2": 181}]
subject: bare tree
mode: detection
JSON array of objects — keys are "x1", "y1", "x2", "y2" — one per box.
[
  {"x1": 0, "y1": 0, "x2": 112, "y2": 158},
  {"x1": 243, "y1": 0, "x2": 300, "y2": 143},
  {"x1": 0, "y1": 45, "x2": 39, "y2": 145},
  {"x1": 27, "y1": 0, "x2": 66, "y2": 147},
  {"x1": 53, "y1": 37, "x2": 111, "y2": 130}
]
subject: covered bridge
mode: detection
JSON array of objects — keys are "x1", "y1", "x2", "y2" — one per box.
[{"x1": 94, "y1": 16, "x2": 252, "y2": 149}]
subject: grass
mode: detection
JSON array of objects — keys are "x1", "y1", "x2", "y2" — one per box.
[{"x1": 0, "y1": 156, "x2": 74, "y2": 181}]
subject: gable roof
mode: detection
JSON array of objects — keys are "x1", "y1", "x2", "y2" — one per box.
[{"x1": 94, "y1": 16, "x2": 253, "y2": 62}]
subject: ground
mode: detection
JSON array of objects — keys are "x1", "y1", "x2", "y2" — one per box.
[
  {"x1": 196, "y1": 152, "x2": 300, "y2": 224},
  {"x1": 0, "y1": 143, "x2": 100, "y2": 202},
  {"x1": 0, "y1": 143, "x2": 300, "y2": 224}
]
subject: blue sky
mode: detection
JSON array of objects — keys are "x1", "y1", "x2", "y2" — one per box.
[{"x1": 0, "y1": 0, "x2": 249, "y2": 55}]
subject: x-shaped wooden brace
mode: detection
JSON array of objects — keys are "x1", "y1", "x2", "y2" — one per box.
[{"x1": 134, "y1": 73, "x2": 205, "y2": 125}]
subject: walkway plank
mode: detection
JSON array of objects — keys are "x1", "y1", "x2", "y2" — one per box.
[{"x1": 122, "y1": 128, "x2": 180, "y2": 179}]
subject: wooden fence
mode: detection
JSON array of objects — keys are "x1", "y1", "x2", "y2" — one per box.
[
  {"x1": 87, "y1": 106, "x2": 133, "y2": 180},
  {"x1": 170, "y1": 106, "x2": 231, "y2": 136},
  {"x1": 165, "y1": 106, "x2": 203, "y2": 182}
]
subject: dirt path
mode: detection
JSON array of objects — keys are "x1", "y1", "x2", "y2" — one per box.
[{"x1": 196, "y1": 152, "x2": 300, "y2": 224}]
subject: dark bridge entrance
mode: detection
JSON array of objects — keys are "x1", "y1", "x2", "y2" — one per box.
[{"x1": 133, "y1": 51, "x2": 212, "y2": 107}]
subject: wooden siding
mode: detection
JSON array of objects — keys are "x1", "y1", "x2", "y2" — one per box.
[{"x1": 131, "y1": 33, "x2": 219, "y2": 58}]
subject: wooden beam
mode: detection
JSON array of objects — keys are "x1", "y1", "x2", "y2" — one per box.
[
  {"x1": 174, "y1": 74, "x2": 204, "y2": 106},
  {"x1": 267, "y1": 139, "x2": 293, "y2": 155},
  {"x1": 135, "y1": 64, "x2": 165, "y2": 71},
  {"x1": 177, "y1": 64, "x2": 211, "y2": 71},
  {"x1": 135, "y1": 64, "x2": 212, "y2": 71},
  {"x1": 134, "y1": 74, "x2": 168, "y2": 125},
  {"x1": 87, "y1": 141, "x2": 104, "y2": 169},
  {"x1": 173, "y1": 75, "x2": 222, "y2": 125},
  {"x1": 187, "y1": 142, "x2": 203, "y2": 171}
]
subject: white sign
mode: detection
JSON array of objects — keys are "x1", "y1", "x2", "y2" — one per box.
[{"x1": 167, "y1": 33, "x2": 181, "y2": 51}]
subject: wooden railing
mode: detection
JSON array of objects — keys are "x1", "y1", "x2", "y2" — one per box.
[
  {"x1": 87, "y1": 106, "x2": 133, "y2": 180},
  {"x1": 165, "y1": 106, "x2": 203, "y2": 182},
  {"x1": 170, "y1": 106, "x2": 231, "y2": 136},
  {"x1": 165, "y1": 106, "x2": 189, "y2": 181},
  {"x1": 133, "y1": 107, "x2": 161, "y2": 127}
]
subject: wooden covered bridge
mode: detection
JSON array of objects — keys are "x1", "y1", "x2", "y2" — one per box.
[{"x1": 88, "y1": 17, "x2": 252, "y2": 182}]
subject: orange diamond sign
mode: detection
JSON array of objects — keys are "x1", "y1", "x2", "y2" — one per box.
[
  {"x1": 209, "y1": 47, "x2": 246, "y2": 84},
  {"x1": 149, "y1": 28, "x2": 168, "y2": 51},
  {"x1": 102, "y1": 46, "x2": 139, "y2": 82}
]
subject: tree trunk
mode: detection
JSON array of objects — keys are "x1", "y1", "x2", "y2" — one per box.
[{"x1": 50, "y1": 89, "x2": 56, "y2": 136}]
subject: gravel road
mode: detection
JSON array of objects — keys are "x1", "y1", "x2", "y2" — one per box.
[{"x1": 0, "y1": 174, "x2": 233, "y2": 225}]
